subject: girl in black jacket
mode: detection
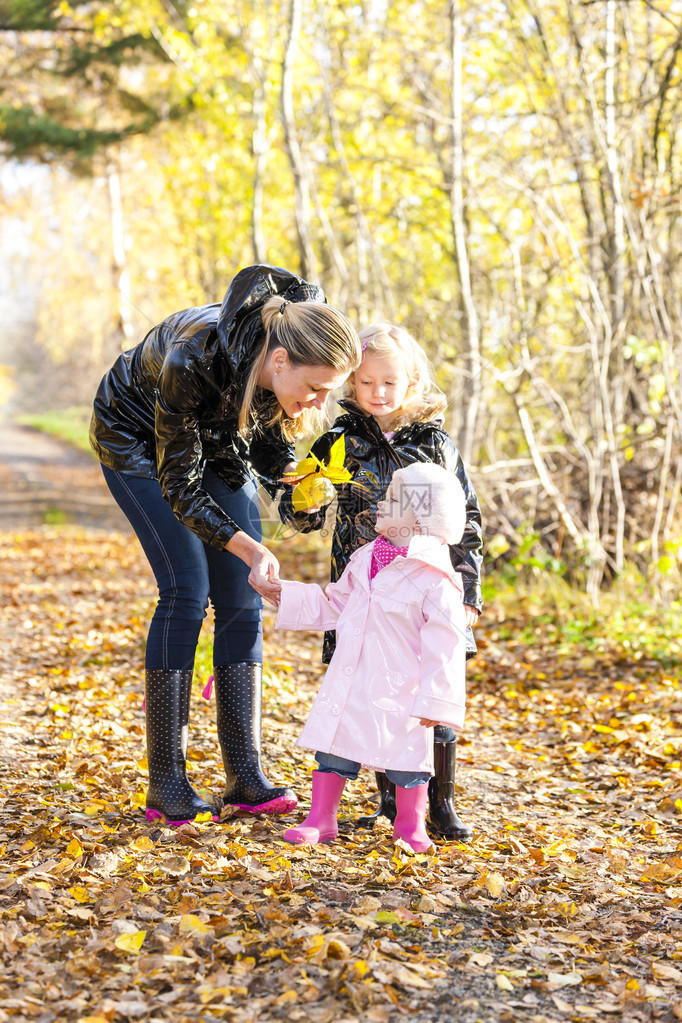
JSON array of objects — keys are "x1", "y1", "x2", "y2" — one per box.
[
  {"x1": 90, "y1": 265, "x2": 360, "y2": 826},
  {"x1": 280, "y1": 321, "x2": 482, "y2": 841}
]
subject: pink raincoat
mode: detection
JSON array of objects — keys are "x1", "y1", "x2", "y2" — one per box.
[{"x1": 276, "y1": 535, "x2": 466, "y2": 774}]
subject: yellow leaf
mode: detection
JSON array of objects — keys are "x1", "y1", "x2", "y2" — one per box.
[
  {"x1": 485, "y1": 872, "x2": 506, "y2": 898},
  {"x1": 292, "y1": 475, "x2": 336, "y2": 512},
  {"x1": 66, "y1": 838, "x2": 83, "y2": 857},
  {"x1": 326, "y1": 435, "x2": 352, "y2": 479},
  {"x1": 496, "y1": 974, "x2": 514, "y2": 991},
  {"x1": 556, "y1": 901, "x2": 578, "y2": 918},
  {"x1": 194, "y1": 811, "x2": 217, "y2": 824},
  {"x1": 284, "y1": 436, "x2": 352, "y2": 510},
  {"x1": 275, "y1": 991, "x2": 298, "y2": 1006},
  {"x1": 132, "y1": 836, "x2": 154, "y2": 852},
  {"x1": 327, "y1": 938, "x2": 352, "y2": 960},
  {"x1": 179, "y1": 914, "x2": 213, "y2": 936},
  {"x1": 200, "y1": 986, "x2": 233, "y2": 1005},
  {"x1": 282, "y1": 454, "x2": 318, "y2": 480},
  {"x1": 375, "y1": 910, "x2": 401, "y2": 924},
  {"x1": 68, "y1": 885, "x2": 91, "y2": 903},
  {"x1": 640, "y1": 862, "x2": 682, "y2": 882},
  {"x1": 114, "y1": 930, "x2": 146, "y2": 954}
]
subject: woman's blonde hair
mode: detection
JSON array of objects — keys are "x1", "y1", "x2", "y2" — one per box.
[
  {"x1": 238, "y1": 296, "x2": 361, "y2": 440},
  {"x1": 344, "y1": 322, "x2": 446, "y2": 428}
]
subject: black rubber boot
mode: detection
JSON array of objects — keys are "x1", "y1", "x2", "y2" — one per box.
[
  {"x1": 355, "y1": 771, "x2": 397, "y2": 829},
  {"x1": 428, "y1": 738, "x2": 473, "y2": 841},
  {"x1": 145, "y1": 668, "x2": 219, "y2": 826},
  {"x1": 215, "y1": 662, "x2": 297, "y2": 814}
]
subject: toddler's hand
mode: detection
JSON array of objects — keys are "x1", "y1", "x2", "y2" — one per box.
[{"x1": 464, "y1": 604, "x2": 480, "y2": 628}]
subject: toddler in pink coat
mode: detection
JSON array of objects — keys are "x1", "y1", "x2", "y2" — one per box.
[{"x1": 272, "y1": 461, "x2": 468, "y2": 853}]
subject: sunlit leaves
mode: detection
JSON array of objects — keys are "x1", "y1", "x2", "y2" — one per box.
[{"x1": 1, "y1": 522, "x2": 681, "y2": 1023}]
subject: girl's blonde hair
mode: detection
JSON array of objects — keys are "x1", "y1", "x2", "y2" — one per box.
[
  {"x1": 344, "y1": 322, "x2": 446, "y2": 428},
  {"x1": 238, "y1": 296, "x2": 361, "y2": 441}
]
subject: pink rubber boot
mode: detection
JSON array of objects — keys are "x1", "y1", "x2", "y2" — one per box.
[
  {"x1": 393, "y1": 783, "x2": 432, "y2": 853},
  {"x1": 283, "y1": 771, "x2": 346, "y2": 844}
]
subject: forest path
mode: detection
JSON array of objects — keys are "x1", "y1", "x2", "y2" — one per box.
[{"x1": 0, "y1": 418, "x2": 129, "y2": 531}]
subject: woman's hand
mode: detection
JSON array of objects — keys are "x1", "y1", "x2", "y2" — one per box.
[
  {"x1": 248, "y1": 549, "x2": 282, "y2": 605},
  {"x1": 419, "y1": 718, "x2": 440, "y2": 727},
  {"x1": 226, "y1": 531, "x2": 282, "y2": 604}
]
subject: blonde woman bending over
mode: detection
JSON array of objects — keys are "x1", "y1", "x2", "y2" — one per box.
[{"x1": 91, "y1": 265, "x2": 361, "y2": 827}]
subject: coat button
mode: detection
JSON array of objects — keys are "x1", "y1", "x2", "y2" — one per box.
[
  {"x1": 331, "y1": 704, "x2": 341, "y2": 715},
  {"x1": 344, "y1": 667, "x2": 352, "y2": 675}
]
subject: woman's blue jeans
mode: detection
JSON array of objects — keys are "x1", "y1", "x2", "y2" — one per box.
[{"x1": 102, "y1": 465, "x2": 263, "y2": 670}]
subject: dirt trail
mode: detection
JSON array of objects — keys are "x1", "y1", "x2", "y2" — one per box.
[{"x1": 0, "y1": 419, "x2": 130, "y2": 531}]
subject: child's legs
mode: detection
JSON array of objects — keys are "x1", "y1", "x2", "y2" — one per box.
[
  {"x1": 315, "y1": 752, "x2": 361, "y2": 780},
  {"x1": 284, "y1": 756, "x2": 349, "y2": 844},
  {"x1": 392, "y1": 777, "x2": 431, "y2": 852},
  {"x1": 385, "y1": 769, "x2": 431, "y2": 788}
]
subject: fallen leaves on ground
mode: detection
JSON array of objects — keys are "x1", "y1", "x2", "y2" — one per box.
[{"x1": 0, "y1": 528, "x2": 681, "y2": 1023}]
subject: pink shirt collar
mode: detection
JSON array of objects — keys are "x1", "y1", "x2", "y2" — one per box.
[{"x1": 370, "y1": 535, "x2": 409, "y2": 579}]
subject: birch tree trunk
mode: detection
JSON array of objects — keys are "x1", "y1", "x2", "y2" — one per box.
[
  {"x1": 281, "y1": 0, "x2": 316, "y2": 280},
  {"x1": 107, "y1": 162, "x2": 134, "y2": 354},
  {"x1": 447, "y1": 0, "x2": 481, "y2": 464},
  {"x1": 252, "y1": 54, "x2": 268, "y2": 265}
]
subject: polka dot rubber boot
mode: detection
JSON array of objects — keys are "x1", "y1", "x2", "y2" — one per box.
[
  {"x1": 145, "y1": 668, "x2": 220, "y2": 826},
  {"x1": 214, "y1": 662, "x2": 297, "y2": 814}
]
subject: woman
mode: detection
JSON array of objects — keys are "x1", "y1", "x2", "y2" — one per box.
[{"x1": 90, "y1": 264, "x2": 361, "y2": 826}]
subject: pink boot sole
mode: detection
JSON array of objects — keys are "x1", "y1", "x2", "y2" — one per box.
[
  {"x1": 226, "y1": 793, "x2": 298, "y2": 815},
  {"x1": 281, "y1": 771, "x2": 346, "y2": 844},
  {"x1": 283, "y1": 823, "x2": 338, "y2": 845}
]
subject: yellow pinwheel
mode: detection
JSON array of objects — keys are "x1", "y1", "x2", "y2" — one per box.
[{"x1": 281, "y1": 436, "x2": 352, "y2": 512}]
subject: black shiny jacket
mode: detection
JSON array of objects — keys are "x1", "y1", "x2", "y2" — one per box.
[
  {"x1": 279, "y1": 401, "x2": 483, "y2": 658},
  {"x1": 90, "y1": 264, "x2": 324, "y2": 548}
]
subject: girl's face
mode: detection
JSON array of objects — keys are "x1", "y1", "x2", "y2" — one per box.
[
  {"x1": 352, "y1": 352, "x2": 413, "y2": 427},
  {"x1": 375, "y1": 478, "x2": 420, "y2": 544},
  {"x1": 269, "y1": 350, "x2": 349, "y2": 418}
]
